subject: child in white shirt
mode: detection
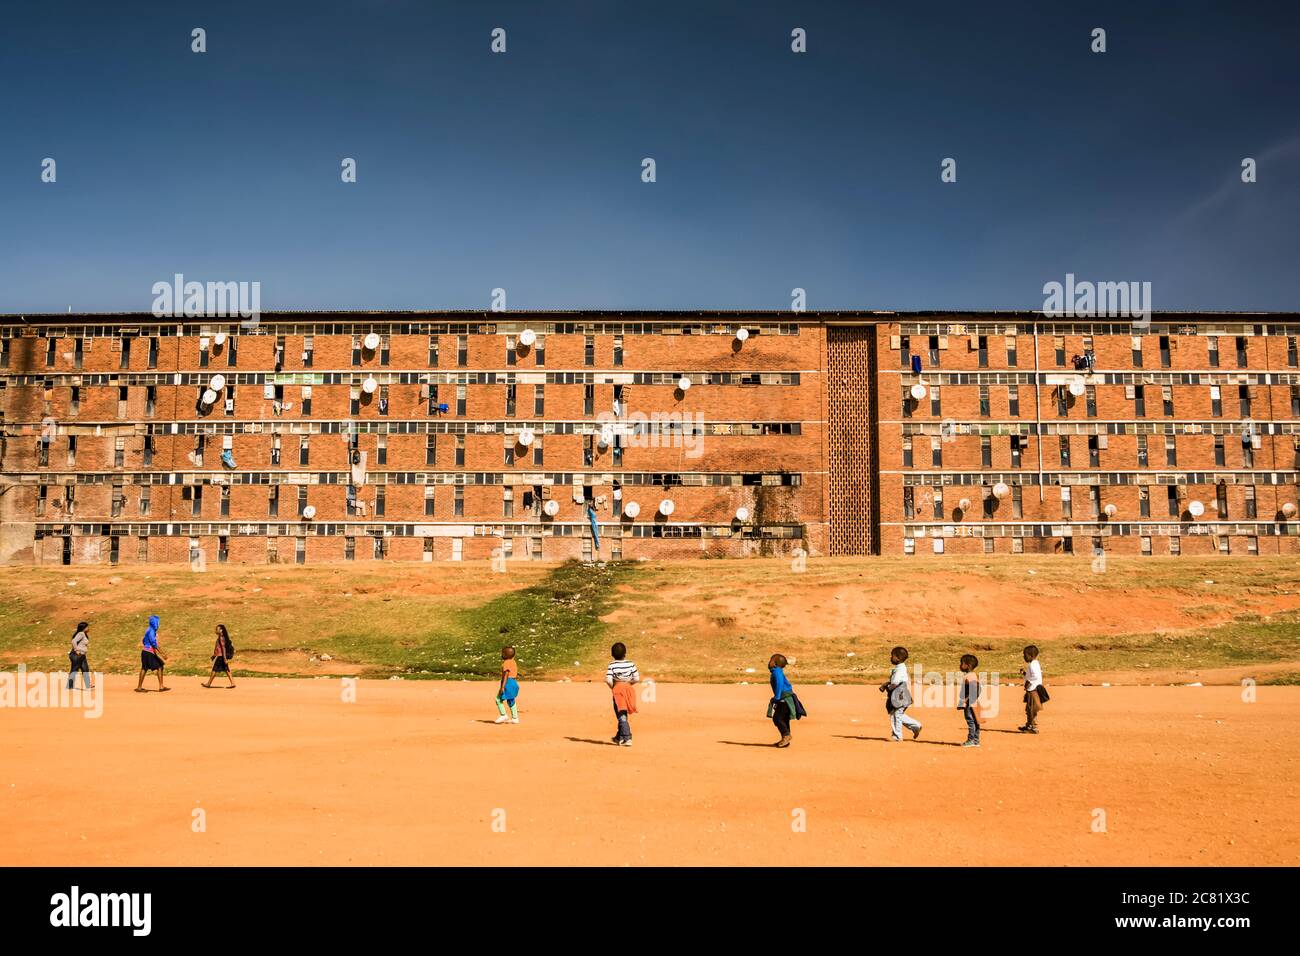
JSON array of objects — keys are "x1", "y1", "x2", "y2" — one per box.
[
  {"x1": 879, "y1": 646, "x2": 921, "y2": 741},
  {"x1": 1021, "y1": 644, "x2": 1045, "y2": 734}
]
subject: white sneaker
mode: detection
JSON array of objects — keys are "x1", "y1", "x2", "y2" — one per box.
[
  {"x1": 510, "y1": 717, "x2": 519, "y2": 724},
  {"x1": 494, "y1": 715, "x2": 509, "y2": 724}
]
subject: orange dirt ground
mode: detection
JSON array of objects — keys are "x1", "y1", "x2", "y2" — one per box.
[{"x1": 2, "y1": 676, "x2": 1297, "y2": 866}]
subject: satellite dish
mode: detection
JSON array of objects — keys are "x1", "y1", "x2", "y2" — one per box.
[
  {"x1": 659, "y1": 499, "x2": 675, "y2": 516},
  {"x1": 958, "y1": 498, "x2": 972, "y2": 512},
  {"x1": 201, "y1": 389, "x2": 218, "y2": 405},
  {"x1": 1283, "y1": 502, "x2": 1297, "y2": 517},
  {"x1": 363, "y1": 332, "x2": 381, "y2": 351},
  {"x1": 213, "y1": 332, "x2": 227, "y2": 346},
  {"x1": 1104, "y1": 503, "x2": 1117, "y2": 517},
  {"x1": 209, "y1": 374, "x2": 225, "y2": 391},
  {"x1": 910, "y1": 383, "x2": 927, "y2": 400},
  {"x1": 597, "y1": 431, "x2": 610, "y2": 449},
  {"x1": 623, "y1": 501, "x2": 641, "y2": 519},
  {"x1": 543, "y1": 499, "x2": 560, "y2": 517},
  {"x1": 735, "y1": 507, "x2": 750, "y2": 521},
  {"x1": 992, "y1": 482, "x2": 1010, "y2": 499},
  {"x1": 735, "y1": 328, "x2": 749, "y2": 342},
  {"x1": 362, "y1": 377, "x2": 378, "y2": 394},
  {"x1": 1188, "y1": 500, "x2": 1205, "y2": 517},
  {"x1": 677, "y1": 376, "x2": 692, "y2": 392},
  {"x1": 517, "y1": 429, "x2": 535, "y2": 447},
  {"x1": 519, "y1": 328, "x2": 537, "y2": 347},
  {"x1": 1068, "y1": 377, "x2": 1086, "y2": 397},
  {"x1": 302, "y1": 505, "x2": 317, "y2": 520}
]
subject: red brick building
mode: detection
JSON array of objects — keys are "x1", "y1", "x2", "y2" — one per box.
[{"x1": 1, "y1": 311, "x2": 1297, "y2": 564}]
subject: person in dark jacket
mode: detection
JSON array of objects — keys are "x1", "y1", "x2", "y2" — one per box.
[
  {"x1": 67, "y1": 622, "x2": 92, "y2": 691},
  {"x1": 202, "y1": 623, "x2": 236, "y2": 688},
  {"x1": 135, "y1": 614, "x2": 169, "y2": 692}
]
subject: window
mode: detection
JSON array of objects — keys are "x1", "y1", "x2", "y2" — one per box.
[
  {"x1": 1244, "y1": 485, "x2": 1257, "y2": 519},
  {"x1": 424, "y1": 486, "x2": 435, "y2": 516},
  {"x1": 1012, "y1": 537, "x2": 1024, "y2": 554},
  {"x1": 506, "y1": 335, "x2": 517, "y2": 366},
  {"x1": 1059, "y1": 436, "x2": 1071, "y2": 467},
  {"x1": 427, "y1": 335, "x2": 438, "y2": 367},
  {"x1": 981, "y1": 436, "x2": 992, "y2": 467},
  {"x1": 1088, "y1": 436, "x2": 1100, "y2": 468},
  {"x1": 1008, "y1": 385, "x2": 1020, "y2": 417},
  {"x1": 271, "y1": 436, "x2": 281, "y2": 466},
  {"x1": 299, "y1": 437, "x2": 310, "y2": 465},
  {"x1": 1053, "y1": 336, "x2": 1065, "y2": 367},
  {"x1": 506, "y1": 384, "x2": 516, "y2": 417},
  {"x1": 67, "y1": 435, "x2": 77, "y2": 466},
  {"x1": 1207, "y1": 336, "x2": 1219, "y2": 367},
  {"x1": 375, "y1": 488, "x2": 386, "y2": 517},
  {"x1": 532, "y1": 437, "x2": 543, "y2": 466},
  {"x1": 977, "y1": 336, "x2": 988, "y2": 368},
  {"x1": 119, "y1": 337, "x2": 132, "y2": 369},
  {"x1": 268, "y1": 486, "x2": 279, "y2": 517},
  {"x1": 345, "y1": 537, "x2": 355, "y2": 561},
  {"x1": 295, "y1": 538, "x2": 306, "y2": 565},
  {"x1": 351, "y1": 335, "x2": 362, "y2": 366},
  {"x1": 1159, "y1": 335, "x2": 1171, "y2": 368},
  {"x1": 1214, "y1": 436, "x2": 1225, "y2": 466},
  {"x1": 426, "y1": 435, "x2": 436, "y2": 465},
  {"x1": 535, "y1": 335, "x2": 545, "y2": 366},
  {"x1": 1210, "y1": 385, "x2": 1222, "y2": 417},
  {"x1": 901, "y1": 387, "x2": 912, "y2": 418},
  {"x1": 929, "y1": 384, "x2": 940, "y2": 416},
  {"x1": 1060, "y1": 487, "x2": 1072, "y2": 520},
  {"x1": 297, "y1": 487, "x2": 309, "y2": 516},
  {"x1": 1159, "y1": 385, "x2": 1173, "y2": 417},
  {"x1": 1088, "y1": 486, "x2": 1101, "y2": 519},
  {"x1": 933, "y1": 490, "x2": 944, "y2": 519},
  {"x1": 111, "y1": 486, "x2": 124, "y2": 517},
  {"x1": 1131, "y1": 336, "x2": 1143, "y2": 368},
  {"x1": 503, "y1": 487, "x2": 514, "y2": 518},
  {"x1": 379, "y1": 385, "x2": 389, "y2": 416},
  {"x1": 982, "y1": 488, "x2": 995, "y2": 519},
  {"x1": 73, "y1": 338, "x2": 84, "y2": 369},
  {"x1": 190, "y1": 485, "x2": 203, "y2": 516},
  {"x1": 614, "y1": 335, "x2": 624, "y2": 367},
  {"x1": 457, "y1": 335, "x2": 468, "y2": 367},
  {"x1": 114, "y1": 436, "x2": 125, "y2": 467},
  {"x1": 45, "y1": 337, "x2": 57, "y2": 367},
  {"x1": 1136, "y1": 434, "x2": 1148, "y2": 467},
  {"x1": 929, "y1": 335, "x2": 940, "y2": 366},
  {"x1": 1056, "y1": 386, "x2": 1068, "y2": 417},
  {"x1": 220, "y1": 486, "x2": 231, "y2": 517},
  {"x1": 1133, "y1": 385, "x2": 1146, "y2": 417},
  {"x1": 138, "y1": 537, "x2": 149, "y2": 562},
  {"x1": 930, "y1": 438, "x2": 942, "y2": 468},
  {"x1": 534, "y1": 384, "x2": 545, "y2": 416},
  {"x1": 376, "y1": 437, "x2": 387, "y2": 466},
  {"x1": 302, "y1": 387, "x2": 312, "y2": 416},
  {"x1": 1165, "y1": 436, "x2": 1177, "y2": 466},
  {"x1": 1238, "y1": 385, "x2": 1251, "y2": 417},
  {"x1": 1010, "y1": 435, "x2": 1022, "y2": 468},
  {"x1": 1235, "y1": 336, "x2": 1248, "y2": 367},
  {"x1": 1167, "y1": 486, "x2": 1179, "y2": 517},
  {"x1": 903, "y1": 487, "x2": 915, "y2": 519},
  {"x1": 117, "y1": 386, "x2": 129, "y2": 418},
  {"x1": 584, "y1": 335, "x2": 595, "y2": 366},
  {"x1": 902, "y1": 437, "x2": 913, "y2": 467},
  {"x1": 979, "y1": 385, "x2": 990, "y2": 418},
  {"x1": 379, "y1": 335, "x2": 390, "y2": 366},
  {"x1": 1138, "y1": 485, "x2": 1149, "y2": 517},
  {"x1": 1242, "y1": 436, "x2": 1254, "y2": 468},
  {"x1": 1169, "y1": 536, "x2": 1181, "y2": 555},
  {"x1": 139, "y1": 486, "x2": 151, "y2": 515},
  {"x1": 454, "y1": 486, "x2": 464, "y2": 517},
  {"x1": 303, "y1": 335, "x2": 315, "y2": 367},
  {"x1": 899, "y1": 335, "x2": 911, "y2": 368},
  {"x1": 455, "y1": 434, "x2": 465, "y2": 467},
  {"x1": 584, "y1": 384, "x2": 595, "y2": 417},
  {"x1": 1141, "y1": 536, "x2": 1152, "y2": 555},
  {"x1": 1006, "y1": 336, "x2": 1018, "y2": 367},
  {"x1": 1291, "y1": 385, "x2": 1300, "y2": 417},
  {"x1": 456, "y1": 385, "x2": 467, "y2": 416},
  {"x1": 227, "y1": 336, "x2": 238, "y2": 366},
  {"x1": 505, "y1": 444, "x2": 515, "y2": 466}
]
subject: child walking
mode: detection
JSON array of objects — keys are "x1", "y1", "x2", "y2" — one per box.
[
  {"x1": 605, "y1": 642, "x2": 639, "y2": 747},
  {"x1": 879, "y1": 645, "x2": 921, "y2": 741},
  {"x1": 135, "y1": 614, "x2": 169, "y2": 693},
  {"x1": 67, "y1": 622, "x2": 92, "y2": 691},
  {"x1": 767, "y1": 653, "x2": 805, "y2": 747},
  {"x1": 1020, "y1": 644, "x2": 1046, "y2": 734},
  {"x1": 202, "y1": 624, "x2": 236, "y2": 688},
  {"x1": 957, "y1": 653, "x2": 981, "y2": 747},
  {"x1": 494, "y1": 646, "x2": 520, "y2": 723}
]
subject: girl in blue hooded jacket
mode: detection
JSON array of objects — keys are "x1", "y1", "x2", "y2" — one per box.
[{"x1": 135, "y1": 614, "x2": 170, "y2": 692}]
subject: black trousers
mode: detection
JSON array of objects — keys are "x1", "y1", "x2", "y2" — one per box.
[
  {"x1": 772, "y1": 700, "x2": 792, "y2": 736},
  {"x1": 67, "y1": 653, "x2": 90, "y2": 689}
]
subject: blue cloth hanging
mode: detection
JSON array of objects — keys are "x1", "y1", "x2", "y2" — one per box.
[{"x1": 587, "y1": 506, "x2": 600, "y2": 551}]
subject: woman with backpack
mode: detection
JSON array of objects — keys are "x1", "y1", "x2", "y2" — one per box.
[
  {"x1": 202, "y1": 623, "x2": 236, "y2": 688},
  {"x1": 67, "y1": 622, "x2": 93, "y2": 691}
]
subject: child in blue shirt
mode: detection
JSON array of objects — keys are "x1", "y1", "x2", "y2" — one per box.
[{"x1": 768, "y1": 653, "x2": 800, "y2": 748}]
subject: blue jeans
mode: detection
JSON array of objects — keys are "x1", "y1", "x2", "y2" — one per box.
[
  {"x1": 890, "y1": 707, "x2": 921, "y2": 740},
  {"x1": 613, "y1": 701, "x2": 632, "y2": 742},
  {"x1": 962, "y1": 706, "x2": 980, "y2": 743}
]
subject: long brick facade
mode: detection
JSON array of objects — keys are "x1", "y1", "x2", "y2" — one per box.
[{"x1": 1, "y1": 311, "x2": 1297, "y2": 564}]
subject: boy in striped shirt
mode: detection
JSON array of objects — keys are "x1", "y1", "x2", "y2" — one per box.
[{"x1": 605, "y1": 642, "x2": 640, "y2": 747}]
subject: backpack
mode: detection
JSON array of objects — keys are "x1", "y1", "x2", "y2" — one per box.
[
  {"x1": 889, "y1": 681, "x2": 913, "y2": 712},
  {"x1": 223, "y1": 635, "x2": 235, "y2": 660}
]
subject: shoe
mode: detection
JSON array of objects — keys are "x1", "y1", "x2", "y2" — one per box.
[
  {"x1": 494, "y1": 716, "x2": 510, "y2": 724},
  {"x1": 1019, "y1": 725, "x2": 1038, "y2": 734},
  {"x1": 510, "y1": 717, "x2": 519, "y2": 724},
  {"x1": 775, "y1": 735, "x2": 791, "y2": 748},
  {"x1": 888, "y1": 736, "x2": 902, "y2": 742},
  {"x1": 618, "y1": 739, "x2": 632, "y2": 747},
  {"x1": 962, "y1": 740, "x2": 980, "y2": 748},
  {"x1": 911, "y1": 724, "x2": 922, "y2": 740}
]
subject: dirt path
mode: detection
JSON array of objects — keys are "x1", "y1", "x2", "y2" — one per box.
[{"x1": 2, "y1": 676, "x2": 1296, "y2": 866}]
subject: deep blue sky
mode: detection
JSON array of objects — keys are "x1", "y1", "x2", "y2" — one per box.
[{"x1": 1, "y1": 1, "x2": 1297, "y2": 313}]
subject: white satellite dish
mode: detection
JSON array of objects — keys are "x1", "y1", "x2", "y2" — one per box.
[
  {"x1": 597, "y1": 431, "x2": 610, "y2": 449},
  {"x1": 363, "y1": 332, "x2": 381, "y2": 351},
  {"x1": 735, "y1": 507, "x2": 750, "y2": 521},
  {"x1": 1068, "y1": 377, "x2": 1086, "y2": 397},
  {"x1": 677, "y1": 376, "x2": 692, "y2": 392},
  {"x1": 735, "y1": 328, "x2": 749, "y2": 342},
  {"x1": 302, "y1": 505, "x2": 317, "y2": 520},
  {"x1": 213, "y1": 332, "x2": 227, "y2": 346},
  {"x1": 1104, "y1": 503, "x2": 1117, "y2": 517},
  {"x1": 910, "y1": 383, "x2": 927, "y2": 400},
  {"x1": 517, "y1": 429, "x2": 535, "y2": 447},
  {"x1": 519, "y1": 328, "x2": 537, "y2": 347},
  {"x1": 1283, "y1": 502, "x2": 1297, "y2": 517},
  {"x1": 362, "y1": 377, "x2": 378, "y2": 394},
  {"x1": 209, "y1": 374, "x2": 225, "y2": 391},
  {"x1": 623, "y1": 501, "x2": 641, "y2": 519},
  {"x1": 992, "y1": 482, "x2": 1010, "y2": 499},
  {"x1": 958, "y1": 498, "x2": 972, "y2": 512},
  {"x1": 659, "y1": 499, "x2": 675, "y2": 516},
  {"x1": 201, "y1": 389, "x2": 218, "y2": 406},
  {"x1": 543, "y1": 499, "x2": 560, "y2": 517},
  {"x1": 1188, "y1": 500, "x2": 1205, "y2": 517}
]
